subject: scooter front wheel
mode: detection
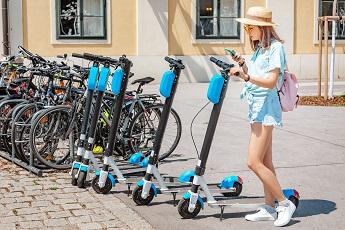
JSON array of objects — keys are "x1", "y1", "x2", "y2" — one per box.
[
  {"x1": 91, "y1": 175, "x2": 113, "y2": 194},
  {"x1": 132, "y1": 185, "x2": 155, "y2": 205},
  {"x1": 77, "y1": 171, "x2": 87, "y2": 188},
  {"x1": 71, "y1": 168, "x2": 78, "y2": 186},
  {"x1": 177, "y1": 197, "x2": 202, "y2": 219}
]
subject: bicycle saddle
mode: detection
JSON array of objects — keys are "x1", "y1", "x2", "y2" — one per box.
[{"x1": 131, "y1": 77, "x2": 155, "y2": 85}]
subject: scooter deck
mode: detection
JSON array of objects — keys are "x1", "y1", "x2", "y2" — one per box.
[
  {"x1": 116, "y1": 160, "x2": 146, "y2": 170},
  {"x1": 209, "y1": 196, "x2": 265, "y2": 209},
  {"x1": 119, "y1": 167, "x2": 146, "y2": 176}
]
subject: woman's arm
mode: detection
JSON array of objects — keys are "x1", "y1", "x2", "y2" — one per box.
[
  {"x1": 230, "y1": 67, "x2": 280, "y2": 89},
  {"x1": 245, "y1": 68, "x2": 280, "y2": 89}
]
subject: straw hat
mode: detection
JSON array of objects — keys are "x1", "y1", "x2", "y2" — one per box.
[{"x1": 236, "y1": 6, "x2": 278, "y2": 27}]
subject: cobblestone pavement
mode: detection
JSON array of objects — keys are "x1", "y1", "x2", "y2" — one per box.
[{"x1": 0, "y1": 158, "x2": 153, "y2": 230}]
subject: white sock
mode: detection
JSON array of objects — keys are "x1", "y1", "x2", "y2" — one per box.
[{"x1": 278, "y1": 199, "x2": 289, "y2": 207}]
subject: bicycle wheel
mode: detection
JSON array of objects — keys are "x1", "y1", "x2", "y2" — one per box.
[
  {"x1": 29, "y1": 106, "x2": 78, "y2": 169},
  {"x1": 11, "y1": 103, "x2": 43, "y2": 162},
  {"x1": 128, "y1": 104, "x2": 182, "y2": 161},
  {"x1": 2, "y1": 101, "x2": 29, "y2": 154}
]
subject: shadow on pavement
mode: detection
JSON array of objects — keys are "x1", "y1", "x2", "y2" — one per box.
[{"x1": 293, "y1": 199, "x2": 337, "y2": 217}]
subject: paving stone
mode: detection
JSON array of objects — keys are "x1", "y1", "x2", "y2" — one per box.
[
  {"x1": 0, "y1": 197, "x2": 14, "y2": 204},
  {"x1": 40, "y1": 205, "x2": 63, "y2": 212},
  {"x1": 15, "y1": 207, "x2": 40, "y2": 215},
  {"x1": 31, "y1": 200, "x2": 52, "y2": 207},
  {"x1": 3, "y1": 192, "x2": 23, "y2": 198},
  {"x1": 15, "y1": 196, "x2": 33, "y2": 203},
  {"x1": 67, "y1": 215, "x2": 91, "y2": 224},
  {"x1": 52, "y1": 198, "x2": 78, "y2": 205},
  {"x1": 48, "y1": 210, "x2": 72, "y2": 219},
  {"x1": 18, "y1": 221, "x2": 44, "y2": 229},
  {"x1": 61, "y1": 203, "x2": 83, "y2": 210},
  {"x1": 5, "y1": 202, "x2": 30, "y2": 209},
  {"x1": 0, "y1": 223, "x2": 16, "y2": 230},
  {"x1": 44, "y1": 218, "x2": 69, "y2": 227},
  {"x1": 71, "y1": 209, "x2": 95, "y2": 216},
  {"x1": 0, "y1": 215, "x2": 24, "y2": 224},
  {"x1": 33, "y1": 194, "x2": 55, "y2": 201},
  {"x1": 77, "y1": 222, "x2": 103, "y2": 230},
  {"x1": 22, "y1": 213, "x2": 48, "y2": 221}
]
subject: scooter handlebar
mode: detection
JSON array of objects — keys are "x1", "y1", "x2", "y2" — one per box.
[
  {"x1": 72, "y1": 53, "x2": 84, "y2": 59},
  {"x1": 164, "y1": 56, "x2": 185, "y2": 69},
  {"x1": 210, "y1": 57, "x2": 234, "y2": 70}
]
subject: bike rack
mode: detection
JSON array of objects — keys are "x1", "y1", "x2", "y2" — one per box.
[{"x1": 0, "y1": 100, "x2": 44, "y2": 176}]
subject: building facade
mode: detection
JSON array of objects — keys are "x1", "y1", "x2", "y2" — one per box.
[{"x1": 1, "y1": 0, "x2": 345, "y2": 82}]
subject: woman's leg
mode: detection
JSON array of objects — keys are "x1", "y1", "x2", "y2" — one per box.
[
  {"x1": 262, "y1": 131, "x2": 277, "y2": 206},
  {"x1": 247, "y1": 123, "x2": 285, "y2": 202}
]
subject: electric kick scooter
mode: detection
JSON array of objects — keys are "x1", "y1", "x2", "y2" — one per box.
[
  {"x1": 177, "y1": 57, "x2": 300, "y2": 220},
  {"x1": 91, "y1": 56, "x2": 147, "y2": 194}
]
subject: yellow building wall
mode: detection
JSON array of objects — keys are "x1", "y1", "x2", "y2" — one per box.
[
  {"x1": 168, "y1": 0, "x2": 266, "y2": 55},
  {"x1": 22, "y1": 0, "x2": 137, "y2": 56},
  {"x1": 294, "y1": 0, "x2": 345, "y2": 54}
]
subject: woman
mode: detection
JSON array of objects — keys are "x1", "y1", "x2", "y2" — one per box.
[{"x1": 229, "y1": 6, "x2": 296, "y2": 227}]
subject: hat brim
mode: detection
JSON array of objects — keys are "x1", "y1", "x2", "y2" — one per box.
[{"x1": 236, "y1": 18, "x2": 278, "y2": 27}]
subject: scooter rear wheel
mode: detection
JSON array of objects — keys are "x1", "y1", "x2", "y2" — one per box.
[
  {"x1": 91, "y1": 175, "x2": 113, "y2": 194},
  {"x1": 289, "y1": 196, "x2": 299, "y2": 209},
  {"x1": 177, "y1": 197, "x2": 202, "y2": 219},
  {"x1": 221, "y1": 182, "x2": 242, "y2": 197},
  {"x1": 132, "y1": 185, "x2": 155, "y2": 205},
  {"x1": 77, "y1": 170, "x2": 87, "y2": 188}
]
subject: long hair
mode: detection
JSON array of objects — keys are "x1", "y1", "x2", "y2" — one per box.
[{"x1": 250, "y1": 26, "x2": 284, "y2": 51}]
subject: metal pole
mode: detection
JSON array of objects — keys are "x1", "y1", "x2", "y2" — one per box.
[
  {"x1": 329, "y1": 0, "x2": 337, "y2": 98},
  {"x1": 324, "y1": 19, "x2": 329, "y2": 99},
  {"x1": 318, "y1": 19, "x2": 323, "y2": 97},
  {"x1": 1, "y1": 0, "x2": 9, "y2": 55}
]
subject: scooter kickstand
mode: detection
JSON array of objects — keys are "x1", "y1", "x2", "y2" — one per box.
[
  {"x1": 220, "y1": 205, "x2": 225, "y2": 221},
  {"x1": 171, "y1": 192, "x2": 177, "y2": 206},
  {"x1": 127, "y1": 183, "x2": 131, "y2": 197}
]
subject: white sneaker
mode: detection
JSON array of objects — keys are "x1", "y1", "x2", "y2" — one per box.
[
  {"x1": 274, "y1": 200, "x2": 296, "y2": 227},
  {"x1": 245, "y1": 204, "x2": 277, "y2": 221}
]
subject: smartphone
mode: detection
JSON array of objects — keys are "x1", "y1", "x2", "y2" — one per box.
[{"x1": 224, "y1": 48, "x2": 236, "y2": 56}]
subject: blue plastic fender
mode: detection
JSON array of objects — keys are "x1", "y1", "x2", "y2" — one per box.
[
  {"x1": 95, "y1": 171, "x2": 116, "y2": 186},
  {"x1": 72, "y1": 162, "x2": 81, "y2": 169},
  {"x1": 137, "y1": 180, "x2": 158, "y2": 196},
  {"x1": 219, "y1": 176, "x2": 242, "y2": 189},
  {"x1": 207, "y1": 74, "x2": 225, "y2": 104},
  {"x1": 139, "y1": 157, "x2": 149, "y2": 168},
  {"x1": 111, "y1": 68, "x2": 125, "y2": 95},
  {"x1": 80, "y1": 165, "x2": 89, "y2": 172},
  {"x1": 178, "y1": 170, "x2": 195, "y2": 183},
  {"x1": 182, "y1": 192, "x2": 204, "y2": 209},
  {"x1": 283, "y1": 188, "x2": 300, "y2": 199},
  {"x1": 97, "y1": 67, "x2": 110, "y2": 92},
  {"x1": 128, "y1": 152, "x2": 143, "y2": 165},
  {"x1": 88, "y1": 66, "x2": 99, "y2": 90},
  {"x1": 160, "y1": 70, "x2": 175, "y2": 98}
]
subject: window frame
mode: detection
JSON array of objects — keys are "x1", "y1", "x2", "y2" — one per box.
[
  {"x1": 196, "y1": 0, "x2": 241, "y2": 40},
  {"x1": 316, "y1": 0, "x2": 345, "y2": 41},
  {"x1": 55, "y1": 0, "x2": 107, "y2": 40}
]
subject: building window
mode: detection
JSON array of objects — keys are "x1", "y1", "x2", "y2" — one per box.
[
  {"x1": 196, "y1": 0, "x2": 241, "y2": 39},
  {"x1": 56, "y1": 0, "x2": 106, "y2": 39},
  {"x1": 319, "y1": 0, "x2": 345, "y2": 39}
]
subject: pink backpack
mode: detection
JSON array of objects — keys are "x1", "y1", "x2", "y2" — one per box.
[{"x1": 277, "y1": 66, "x2": 299, "y2": 112}]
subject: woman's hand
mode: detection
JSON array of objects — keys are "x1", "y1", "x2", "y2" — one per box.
[
  {"x1": 229, "y1": 67, "x2": 244, "y2": 79},
  {"x1": 230, "y1": 53, "x2": 243, "y2": 63}
]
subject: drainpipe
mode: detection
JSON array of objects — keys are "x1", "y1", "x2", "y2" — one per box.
[{"x1": 1, "y1": 0, "x2": 9, "y2": 55}]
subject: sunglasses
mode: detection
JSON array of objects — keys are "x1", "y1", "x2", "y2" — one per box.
[{"x1": 244, "y1": 25, "x2": 255, "y2": 33}]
